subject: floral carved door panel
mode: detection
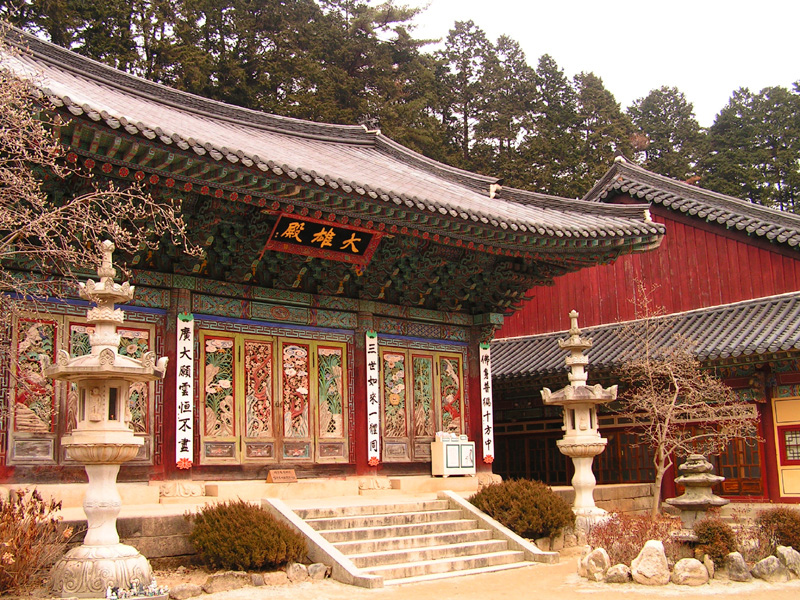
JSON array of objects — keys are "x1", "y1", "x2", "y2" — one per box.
[
  {"x1": 200, "y1": 334, "x2": 238, "y2": 462},
  {"x1": 379, "y1": 347, "x2": 465, "y2": 462},
  {"x1": 381, "y1": 350, "x2": 409, "y2": 461},
  {"x1": 439, "y1": 355, "x2": 463, "y2": 435},
  {"x1": 412, "y1": 353, "x2": 436, "y2": 460},
  {"x1": 199, "y1": 331, "x2": 348, "y2": 465},
  {"x1": 9, "y1": 317, "x2": 59, "y2": 464},
  {"x1": 242, "y1": 338, "x2": 275, "y2": 460},
  {"x1": 316, "y1": 345, "x2": 348, "y2": 461}
]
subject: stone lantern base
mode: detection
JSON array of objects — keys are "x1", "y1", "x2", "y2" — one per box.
[{"x1": 50, "y1": 543, "x2": 153, "y2": 598}]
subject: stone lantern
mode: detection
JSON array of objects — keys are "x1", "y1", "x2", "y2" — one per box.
[
  {"x1": 46, "y1": 241, "x2": 168, "y2": 598},
  {"x1": 541, "y1": 311, "x2": 617, "y2": 527}
]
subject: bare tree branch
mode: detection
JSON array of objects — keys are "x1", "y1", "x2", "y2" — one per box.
[{"x1": 615, "y1": 281, "x2": 760, "y2": 516}]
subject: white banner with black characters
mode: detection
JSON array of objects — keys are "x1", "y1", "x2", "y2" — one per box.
[
  {"x1": 479, "y1": 343, "x2": 495, "y2": 463},
  {"x1": 175, "y1": 312, "x2": 194, "y2": 469},
  {"x1": 365, "y1": 331, "x2": 381, "y2": 466}
]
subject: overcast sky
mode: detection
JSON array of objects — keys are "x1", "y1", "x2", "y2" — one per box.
[{"x1": 405, "y1": 0, "x2": 799, "y2": 127}]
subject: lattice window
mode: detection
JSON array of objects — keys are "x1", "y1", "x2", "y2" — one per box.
[{"x1": 779, "y1": 426, "x2": 800, "y2": 465}]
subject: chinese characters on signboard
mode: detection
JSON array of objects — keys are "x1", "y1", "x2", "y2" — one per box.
[
  {"x1": 175, "y1": 313, "x2": 194, "y2": 469},
  {"x1": 365, "y1": 331, "x2": 381, "y2": 466},
  {"x1": 263, "y1": 214, "x2": 382, "y2": 266},
  {"x1": 479, "y1": 343, "x2": 495, "y2": 463}
]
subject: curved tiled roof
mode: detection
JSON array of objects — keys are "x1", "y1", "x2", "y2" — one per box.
[
  {"x1": 492, "y1": 292, "x2": 800, "y2": 379},
  {"x1": 583, "y1": 158, "x2": 800, "y2": 248},
  {"x1": 2, "y1": 28, "x2": 664, "y2": 248}
]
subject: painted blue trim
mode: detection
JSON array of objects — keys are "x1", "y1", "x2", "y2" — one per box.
[
  {"x1": 4, "y1": 293, "x2": 167, "y2": 315},
  {"x1": 193, "y1": 313, "x2": 354, "y2": 336},
  {"x1": 377, "y1": 333, "x2": 469, "y2": 347}
]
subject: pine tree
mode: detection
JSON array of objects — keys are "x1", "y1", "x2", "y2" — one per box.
[{"x1": 628, "y1": 86, "x2": 703, "y2": 181}]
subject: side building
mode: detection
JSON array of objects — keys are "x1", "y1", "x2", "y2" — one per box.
[
  {"x1": 0, "y1": 30, "x2": 664, "y2": 491},
  {"x1": 493, "y1": 158, "x2": 800, "y2": 503}
]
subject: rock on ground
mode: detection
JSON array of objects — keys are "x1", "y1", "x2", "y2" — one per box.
[
  {"x1": 577, "y1": 546, "x2": 592, "y2": 578},
  {"x1": 285, "y1": 562, "x2": 310, "y2": 582},
  {"x1": 631, "y1": 540, "x2": 670, "y2": 586},
  {"x1": 308, "y1": 563, "x2": 330, "y2": 580},
  {"x1": 583, "y1": 548, "x2": 611, "y2": 582},
  {"x1": 262, "y1": 571, "x2": 291, "y2": 586},
  {"x1": 751, "y1": 555, "x2": 790, "y2": 583},
  {"x1": 202, "y1": 571, "x2": 251, "y2": 594},
  {"x1": 703, "y1": 554, "x2": 715, "y2": 579},
  {"x1": 724, "y1": 552, "x2": 752, "y2": 582},
  {"x1": 604, "y1": 564, "x2": 631, "y2": 584},
  {"x1": 671, "y1": 558, "x2": 709, "y2": 586},
  {"x1": 168, "y1": 583, "x2": 203, "y2": 600},
  {"x1": 776, "y1": 545, "x2": 800, "y2": 577}
]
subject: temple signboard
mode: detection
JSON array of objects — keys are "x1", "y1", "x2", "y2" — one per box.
[{"x1": 263, "y1": 214, "x2": 382, "y2": 266}]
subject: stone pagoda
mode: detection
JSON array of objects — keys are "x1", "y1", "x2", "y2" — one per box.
[
  {"x1": 45, "y1": 241, "x2": 168, "y2": 598},
  {"x1": 541, "y1": 311, "x2": 617, "y2": 528}
]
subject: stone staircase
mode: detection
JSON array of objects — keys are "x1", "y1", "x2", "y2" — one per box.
[{"x1": 264, "y1": 491, "x2": 557, "y2": 587}]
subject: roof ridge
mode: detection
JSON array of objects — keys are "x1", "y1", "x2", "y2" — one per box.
[
  {"x1": 494, "y1": 290, "x2": 800, "y2": 343},
  {"x1": 5, "y1": 27, "x2": 375, "y2": 143},
  {"x1": 582, "y1": 159, "x2": 800, "y2": 249}
]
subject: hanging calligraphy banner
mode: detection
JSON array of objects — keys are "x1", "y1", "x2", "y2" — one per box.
[
  {"x1": 261, "y1": 213, "x2": 383, "y2": 266},
  {"x1": 479, "y1": 343, "x2": 495, "y2": 464},
  {"x1": 175, "y1": 312, "x2": 195, "y2": 469},
  {"x1": 365, "y1": 331, "x2": 381, "y2": 466}
]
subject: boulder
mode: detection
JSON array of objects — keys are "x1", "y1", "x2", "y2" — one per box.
[
  {"x1": 776, "y1": 545, "x2": 800, "y2": 578},
  {"x1": 202, "y1": 571, "x2": 250, "y2": 594},
  {"x1": 262, "y1": 571, "x2": 291, "y2": 586},
  {"x1": 724, "y1": 552, "x2": 752, "y2": 582},
  {"x1": 751, "y1": 555, "x2": 790, "y2": 583},
  {"x1": 604, "y1": 564, "x2": 631, "y2": 584},
  {"x1": 285, "y1": 562, "x2": 310, "y2": 582},
  {"x1": 671, "y1": 558, "x2": 709, "y2": 586},
  {"x1": 251, "y1": 573, "x2": 264, "y2": 586},
  {"x1": 703, "y1": 554, "x2": 715, "y2": 579},
  {"x1": 584, "y1": 548, "x2": 611, "y2": 582},
  {"x1": 308, "y1": 563, "x2": 330, "y2": 580},
  {"x1": 168, "y1": 583, "x2": 203, "y2": 600},
  {"x1": 631, "y1": 540, "x2": 670, "y2": 586},
  {"x1": 577, "y1": 546, "x2": 592, "y2": 578}
]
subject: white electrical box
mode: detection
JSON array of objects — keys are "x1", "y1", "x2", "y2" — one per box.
[{"x1": 431, "y1": 432, "x2": 476, "y2": 477}]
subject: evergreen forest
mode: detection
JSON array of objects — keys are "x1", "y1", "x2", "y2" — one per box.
[{"x1": 3, "y1": 0, "x2": 799, "y2": 210}]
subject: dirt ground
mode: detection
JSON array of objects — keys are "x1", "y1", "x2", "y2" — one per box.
[{"x1": 147, "y1": 547, "x2": 800, "y2": 600}]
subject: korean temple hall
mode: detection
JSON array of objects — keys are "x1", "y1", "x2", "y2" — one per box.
[{"x1": 0, "y1": 28, "x2": 666, "y2": 495}]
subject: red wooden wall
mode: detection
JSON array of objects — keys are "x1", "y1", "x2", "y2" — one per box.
[{"x1": 497, "y1": 204, "x2": 800, "y2": 338}]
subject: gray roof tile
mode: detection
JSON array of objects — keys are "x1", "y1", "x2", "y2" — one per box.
[
  {"x1": 492, "y1": 292, "x2": 800, "y2": 379},
  {"x1": 584, "y1": 158, "x2": 800, "y2": 249},
  {"x1": 2, "y1": 28, "x2": 664, "y2": 246}
]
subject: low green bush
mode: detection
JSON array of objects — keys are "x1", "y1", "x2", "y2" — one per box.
[
  {"x1": 757, "y1": 506, "x2": 800, "y2": 553},
  {"x1": 0, "y1": 488, "x2": 72, "y2": 595},
  {"x1": 694, "y1": 517, "x2": 737, "y2": 564},
  {"x1": 187, "y1": 499, "x2": 306, "y2": 571},
  {"x1": 469, "y1": 479, "x2": 575, "y2": 539}
]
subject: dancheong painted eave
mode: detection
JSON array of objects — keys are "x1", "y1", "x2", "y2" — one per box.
[{"x1": 2, "y1": 27, "x2": 664, "y2": 257}]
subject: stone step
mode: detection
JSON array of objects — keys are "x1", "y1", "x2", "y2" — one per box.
[
  {"x1": 347, "y1": 539, "x2": 509, "y2": 568},
  {"x1": 295, "y1": 500, "x2": 450, "y2": 520},
  {"x1": 318, "y1": 518, "x2": 479, "y2": 543},
  {"x1": 361, "y1": 550, "x2": 526, "y2": 581},
  {"x1": 332, "y1": 528, "x2": 493, "y2": 554},
  {"x1": 306, "y1": 509, "x2": 463, "y2": 531},
  {"x1": 381, "y1": 560, "x2": 536, "y2": 586}
]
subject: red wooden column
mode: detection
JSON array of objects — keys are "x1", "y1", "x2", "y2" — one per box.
[{"x1": 761, "y1": 382, "x2": 780, "y2": 502}]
